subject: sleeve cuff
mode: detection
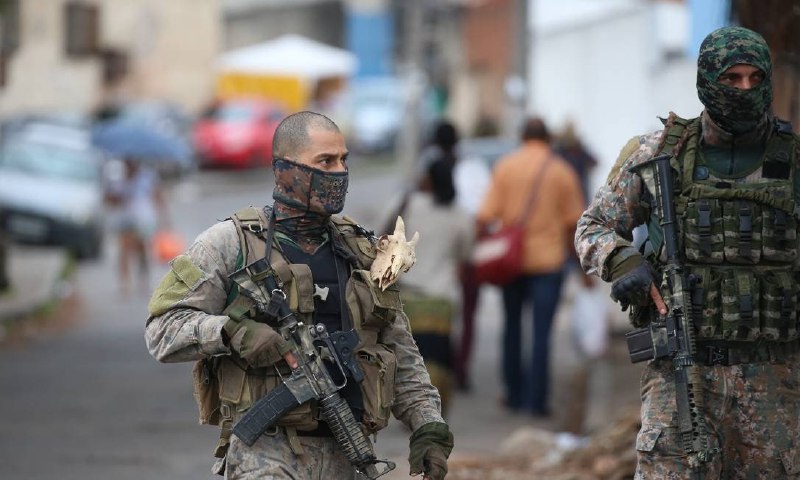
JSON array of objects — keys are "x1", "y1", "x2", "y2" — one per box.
[
  {"x1": 601, "y1": 246, "x2": 640, "y2": 281},
  {"x1": 198, "y1": 315, "x2": 232, "y2": 356}
]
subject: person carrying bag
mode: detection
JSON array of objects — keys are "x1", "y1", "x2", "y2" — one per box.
[{"x1": 471, "y1": 157, "x2": 553, "y2": 286}]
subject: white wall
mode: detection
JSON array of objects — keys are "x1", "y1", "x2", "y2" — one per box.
[{"x1": 528, "y1": 1, "x2": 703, "y2": 196}]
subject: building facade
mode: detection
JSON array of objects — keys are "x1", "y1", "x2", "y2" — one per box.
[{"x1": 0, "y1": 0, "x2": 221, "y2": 118}]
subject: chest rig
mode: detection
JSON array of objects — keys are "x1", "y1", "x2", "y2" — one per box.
[
  {"x1": 197, "y1": 206, "x2": 404, "y2": 469},
  {"x1": 644, "y1": 114, "x2": 800, "y2": 342}
]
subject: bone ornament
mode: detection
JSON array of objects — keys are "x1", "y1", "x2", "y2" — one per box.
[{"x1": 369, "y1": 216, "x2": 419, "y2": 291}]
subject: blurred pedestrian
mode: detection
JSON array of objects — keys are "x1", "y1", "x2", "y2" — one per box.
[
  {"x1": 396, "y1": 153, "x2": 475, "y2": 416},
  {"x1": 576, "y1": 26, "x2": 800, "y2": 478},
  {"x1": 417, "y1": 120, "x2": 487, "y2": 390},
  {"x1": 104, "y1": 157, "x2": 164, "y2": 295},
  {"x1": 477, "y1": 117, "x2": 585, "y2": 416},
  {"x1": 554, "y1": 120, "x2": 598, "y2": 203}
]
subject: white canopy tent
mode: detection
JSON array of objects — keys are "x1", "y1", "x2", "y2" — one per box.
[{"x1": 217, "y1": 34, "x2": 358, "y2": 80}]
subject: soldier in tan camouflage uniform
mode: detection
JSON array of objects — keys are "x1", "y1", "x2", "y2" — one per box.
[
  {"x1": 145, "y1": 111, "x2": 453, "y2": 479},
  {"x1": 576, "y1": 27, "x2": 800, "y2": 479}
]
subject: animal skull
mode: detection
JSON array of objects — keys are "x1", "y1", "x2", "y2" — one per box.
[{"x1": 369, "y1": 216, "x2": 419, "y2": 291}]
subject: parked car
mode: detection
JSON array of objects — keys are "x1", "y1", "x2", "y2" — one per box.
[
  {"x1": 0, "y1": 123, "x2": 105, "y2": 260},
  {"x1": 193, "y1": 98, "x2": 286, "y2": 169},
  {"x1": 343, "y1": 76, "x2": 439, "y2": 155}
]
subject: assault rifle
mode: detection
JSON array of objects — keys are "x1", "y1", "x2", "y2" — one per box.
[
  {"x1": 625, "y1": 154, "x2": 713, "y2": 479},
  {"x1": 229, "y1": 257, "x2": 396, "y2": 479}
]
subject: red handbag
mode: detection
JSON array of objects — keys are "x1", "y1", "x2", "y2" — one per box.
[{"x1": 472, "y1": 158, "x2": 554, "y2": 285}]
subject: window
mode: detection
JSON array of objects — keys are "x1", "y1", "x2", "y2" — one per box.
[
  {"x1": 64, "y1": 2, "x2": 99, "y2": 58},
  {"x1": 99, "y1": 48, "x2": 128, "y2": 86},
  {"x1": 0, "y1": 0, "x2": 21, "y2": 87}
]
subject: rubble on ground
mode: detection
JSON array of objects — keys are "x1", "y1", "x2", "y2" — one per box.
[{"x1": 448, "y1": 407, "x2": 641, "y2": 480}]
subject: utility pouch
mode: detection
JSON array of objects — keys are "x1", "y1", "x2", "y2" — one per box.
[
  {"x1": 626, "y1": 324, "x2": 670, "y2": 363},
  {"x1": 722, "y1": 200, "x2": 762, "y2": 264},
  {"x1": 690, "y1": 267, "x2": 722, "y2": 339},
  {"x1": 346, "y1": 269, "x2": 403, "y2": 330},
  {"x1": 721, "y1": 270, "x2": 760, "y2": 340},
  {"x1": 192, "y1": 357, "x2": 221, "y2": 425},
  {"x1": 762, "y1": 206, "x2": 798, "y2": 262},
  {"x1": 684, "y1": 199, "x2": 724, "y2": 263},
  {"x1": 356, "y1": 343, "x2": 397, "y2": 433},
  {"x1": 761, "y1": 270, "x2": 797, "y2": 341}
]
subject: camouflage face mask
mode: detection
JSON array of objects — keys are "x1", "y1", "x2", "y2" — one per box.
[
  {"x1": 696, "y1": 26, "x2": 772, "y2": 135},
  {"x1": 272, "y1": 157, "x2": 348, "y2": 216}
]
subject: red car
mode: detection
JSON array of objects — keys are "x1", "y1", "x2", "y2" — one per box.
[{"x1": 193, "y1": 99, "x2": 286, "y2": 168}]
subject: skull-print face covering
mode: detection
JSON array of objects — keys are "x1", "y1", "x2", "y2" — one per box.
[
  {"x1": 271, "y1": 157, "x2": 348, "y2": 252},
  {"x1": 696, "y1": 26, "x2": 773, "y2": 135}
]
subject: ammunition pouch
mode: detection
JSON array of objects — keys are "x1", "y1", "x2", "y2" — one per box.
[
  {"x1": 192, "y1": 357, "x2": 221, "y2": 425},
  {"x1": 356, "y1": 343, "x2": 398, "y2": 433},
  {"x1": 346, "y1": 269, "x2": 403, "y2": 331}
]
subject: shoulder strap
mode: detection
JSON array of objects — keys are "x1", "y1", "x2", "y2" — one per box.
[
  {"x1": 655, "y1": 112, "x2": 693, "y2": 159},
  {"x1": 229, "y1": 206, "x2": 270, "y2": 266},
  {"x1": 517, "y1": 156, "x2": 555, "y2": 226},
  {"x1": 653, "y1": 112, "x2": 698, "y2": 193},
  {"x1": 227, "y1": 206, "x2": 272, "y2": 306},
  {"x1": 329, "y1": 215, "x2": 378, "y2": 269}
]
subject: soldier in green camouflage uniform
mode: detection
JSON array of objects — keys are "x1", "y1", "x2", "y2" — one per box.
[
  {"x1": 145, "y1": 111, "x2": 453, "y2": 479},
  {"x1": 576, "y1": 27, "x2": 800, "y2": 479}
]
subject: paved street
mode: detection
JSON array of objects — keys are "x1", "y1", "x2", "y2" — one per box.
[{"x1": 0, "y1": 158, "x2": 642, "y2": 479}]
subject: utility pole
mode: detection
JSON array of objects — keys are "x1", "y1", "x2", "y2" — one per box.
[
  {"x1": 396, "y1": 0, "x2": 426, "y2": 183},
  {"x1": 505, "y1": 0, "x2": 530, "y2": 136}
]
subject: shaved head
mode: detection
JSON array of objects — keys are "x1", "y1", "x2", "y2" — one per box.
[{"x1": 272, "y1": 111, "x2": 340, "y2": 159}]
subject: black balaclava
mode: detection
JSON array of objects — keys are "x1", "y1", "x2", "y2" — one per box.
[
  {"x1": 272, "y1": 157, "x2": 348, "y2": 252},
  {"x1": 696, "y1": 26, "x2": 773, "y2": 135}
]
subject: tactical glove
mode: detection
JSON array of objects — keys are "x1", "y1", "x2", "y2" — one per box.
[
  {"x1": 609, "y1": 255, "x2": 656, "y2": 309},
  {"x1": 223, "y1": 317, "x2": 291, "y2": 368},
  {"x1": 409, "y1": 422, "x2": 454, "y2": 480}
]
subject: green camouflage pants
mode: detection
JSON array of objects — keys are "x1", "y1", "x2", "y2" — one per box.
[
  {"x1": 636, "y1": 354, "x2": 800, "y2": 479},
  {"x1": 225, "y1": 428, "x2": 357, "y2": 480}
]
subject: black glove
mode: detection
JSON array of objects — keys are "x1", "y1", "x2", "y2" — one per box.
[
  {"x1": 610, "y1": 255, "x2": 656, "y2": 309},
  {"x1": 409, "y1": 422, "x2": 453, "y2": 480}
]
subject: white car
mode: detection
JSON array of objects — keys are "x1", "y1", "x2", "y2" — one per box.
[{"x1": 0, "y1": 123, "x2": 105, "y2": 260}]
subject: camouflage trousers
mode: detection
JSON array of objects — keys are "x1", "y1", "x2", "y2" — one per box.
[
  {"x1": 225, "y1": 428, "x2": 357, "y2": 480},
  {"x1": 635, "y1": 354, "x2": 800, "y2": 479}
]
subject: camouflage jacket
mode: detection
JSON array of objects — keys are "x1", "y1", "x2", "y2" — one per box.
[
  {"x1": 575, "y1": 111, "x2": 800, "y2": 280},
  {"x1": 144, "y1": 214, "x2": 444, "y2": 432}
]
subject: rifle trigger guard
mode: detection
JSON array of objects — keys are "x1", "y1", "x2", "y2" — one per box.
[{"x1": 271, "y1": 289, "x2": 287, "y2": 300}]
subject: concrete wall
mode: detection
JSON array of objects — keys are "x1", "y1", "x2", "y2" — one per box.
[
  {"x1": 529, "y1": 2, "x2": 703, "y2": 195},
  {"x1": 0, "y1": 0, "x2": 220, "y2": 118}
]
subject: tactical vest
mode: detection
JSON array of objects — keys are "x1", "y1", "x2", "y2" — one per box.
[
  {"x1": 643, "y1": 113, "x2": 800, "y2": 343},
  {"x1": 193, "y1": 206, "x2": 404, "y2": 466}
]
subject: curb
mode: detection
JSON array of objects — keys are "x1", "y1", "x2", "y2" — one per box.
[{"x1": 0, "y1": 247, "x2": 74, "y2": 328}]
